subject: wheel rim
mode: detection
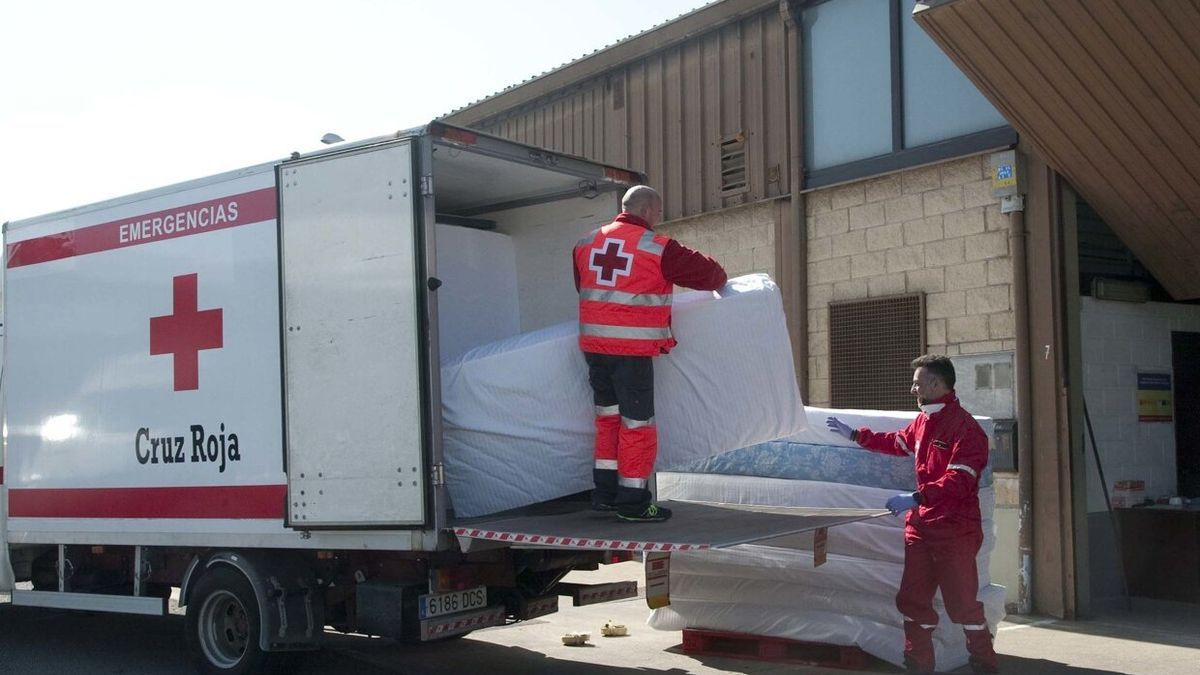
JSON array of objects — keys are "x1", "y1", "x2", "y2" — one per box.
[{"x1": 198, "y1": 589, "x2": 251, "y2": 668}]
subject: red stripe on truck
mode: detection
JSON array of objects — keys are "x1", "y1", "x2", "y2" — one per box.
[
  {"x1": 7, "y1": 484, "x2": 286, "y2": 519},
  {"x1": 7, "y1": 187, "x2": 277, "y2": 269}
]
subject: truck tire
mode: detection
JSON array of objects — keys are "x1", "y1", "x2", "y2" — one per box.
[{"x1": 186, "y1": 567, "x2": 279, "y2": 674}]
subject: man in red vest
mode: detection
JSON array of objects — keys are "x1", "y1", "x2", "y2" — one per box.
[
  {"x1": 573, "y1": 186, "x2": 727, "y2": 522},
  {"x1": 826, "y1": 355, "x2": 999, "y2": 674}
]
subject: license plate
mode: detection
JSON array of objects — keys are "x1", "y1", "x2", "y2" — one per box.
[{"x1": 419, "y1": 586, "x2": 488, "y2": 619}]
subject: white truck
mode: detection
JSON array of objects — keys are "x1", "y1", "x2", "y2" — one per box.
[{"x1": 0, "y1": 122, "x2": 873, "y2": 673}]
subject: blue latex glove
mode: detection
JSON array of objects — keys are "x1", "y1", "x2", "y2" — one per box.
[
  {"x1": 825, "y1": 416, "x2": 854, "y2": 441},
  {"x1": 886, "y1": 493, "x2": 918, "y2": 516}
]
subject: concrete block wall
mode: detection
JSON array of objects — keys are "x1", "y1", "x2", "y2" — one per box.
[
  {"x1": 657, "y1": 199, "x2": 779, "y2": 282},
  {"x1": 1080, "y1": 297, "x2": 1200, "y2": 509},
  {"x1": 805, "y1": 154, "x2": 1014, "y2": 406}
]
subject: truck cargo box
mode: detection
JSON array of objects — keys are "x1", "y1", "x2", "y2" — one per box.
[{"x1": 1, "y1": 122, "x2": 873, "y2": 672}]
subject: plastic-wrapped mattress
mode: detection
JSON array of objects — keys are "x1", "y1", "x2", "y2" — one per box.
[
  {"x1": 682, "y1": 407, "x2": 995, "y2": 491},
  {"x1": 434, "y1": 224, "x2": 521, "y2": 364},
  {"x1": 657, "y1": 472, "x2": 996, "y2": 570},
  {"x1": 651, "y1": 466, "x2": 1005, "y2": 670},
  {"x1": 650, "y1": 586, "x2": 1006, "y2": 670},
  {"x1": 440, "y1": 274, "x2": 806, "y2": 517}
]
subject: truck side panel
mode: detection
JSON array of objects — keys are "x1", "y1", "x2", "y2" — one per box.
[
  {"x1": 4, "y1": 171, "x2": 288, "y2": 537},
  {"x1": 3, "y1": 162, "x2": 446, "y2": 550},
  {"x1": 4, "y1": 169, "x2": 283, "y2": 521}
]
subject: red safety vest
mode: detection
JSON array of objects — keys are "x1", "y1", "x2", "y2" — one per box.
[{"x1": 574, "y1": 217, "x2": 676, "y2": 356}]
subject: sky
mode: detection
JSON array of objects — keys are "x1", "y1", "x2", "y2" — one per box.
[{"x1": 0, "y1": 0, "x2": 708, "y2": 223}]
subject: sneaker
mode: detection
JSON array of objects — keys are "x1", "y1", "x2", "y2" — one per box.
[
  {"x1": 617, "y1": 503, "x2": 672, "y2": 522},
  {"x1": 591, "y1": 501, "x2": 617, "y2": 512}
]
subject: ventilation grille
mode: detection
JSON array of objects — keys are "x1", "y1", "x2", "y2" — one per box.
[
  {"x1": 608, "y1": 74, "x2": 625, "y2": 110},
  {"x1": 719, "y1": 132, "x2": 748, "y2": 195},
  {"x1": 829, "y1": 294, "x2": 925, "y2": 411}
]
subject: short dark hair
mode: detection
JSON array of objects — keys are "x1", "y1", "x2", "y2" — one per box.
[{"x1": 911, "y1": 354, "x2": 956, "y2": 390}]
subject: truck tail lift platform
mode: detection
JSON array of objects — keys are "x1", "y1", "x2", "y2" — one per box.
[{"x1": 455, "y1": 500, "x2": 888, "y2": 553}]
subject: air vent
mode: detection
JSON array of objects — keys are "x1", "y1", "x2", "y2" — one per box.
[
  {"x1": 829, "y1": 294, "x2": 925, "y2": 411},
  {"x1": 609, "y1": 75, "x2": 625, "y2": 110},
  {"x1": 719, "y1": 132, "x2": 749, "y2": 196}
]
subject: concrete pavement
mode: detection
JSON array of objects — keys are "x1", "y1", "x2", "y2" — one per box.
[
  {"x1": 2, "y1": 560, "x2": 1197, "y2": 673},
  {"x1": 316, "y1": 560, "x2": 1200, "y2": 675}
]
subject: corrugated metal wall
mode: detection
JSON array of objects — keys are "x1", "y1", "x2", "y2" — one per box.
[{"x1": 464, "y1": 6, "x2": 792, "y2": 223}]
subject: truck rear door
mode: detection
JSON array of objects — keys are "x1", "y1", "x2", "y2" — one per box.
[{"x1": 278, "y1": 140, "x2": 429, "y2": 528}]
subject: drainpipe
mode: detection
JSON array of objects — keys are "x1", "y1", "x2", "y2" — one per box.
[
  {"x1": 782, "y1": 0, "x2": 808, "y2": 400},
  {"x1": 1009, "y1": 196, "x2": 1034, "y2": 615}
]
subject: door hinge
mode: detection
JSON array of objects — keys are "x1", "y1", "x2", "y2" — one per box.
[
  {"x1": 420, "y1": 175, "x2": 434, "y2": 197},
  {"x1": 431, "y1": 463, "x2": 445, "y2": 487}
]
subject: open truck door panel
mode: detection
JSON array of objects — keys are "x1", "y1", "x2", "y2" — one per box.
[{"x1": 279, "y1": 140, "x2": 429, "y2": 529}]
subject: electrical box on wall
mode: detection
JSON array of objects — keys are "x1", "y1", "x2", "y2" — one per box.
[
  {"x1": 990, "y1": 149, "x2": 1026, "y2": 198},
  {"x1": 991, "y1": 418, "x2": 1017, "y2": 472}
]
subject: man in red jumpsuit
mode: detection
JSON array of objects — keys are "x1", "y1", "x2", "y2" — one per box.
[
  {"x1": 573, "y1": 185, "x2": 726, "y2": 522},
  {"x1": 826, "y1": 354, "x2": 999, "y2": 674}
]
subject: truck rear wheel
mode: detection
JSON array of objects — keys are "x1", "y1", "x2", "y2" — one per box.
[{"x1": 186, "y1": 567, "x2": 277, "y2": 674}]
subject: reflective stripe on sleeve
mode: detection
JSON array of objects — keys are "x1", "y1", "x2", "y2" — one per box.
[
  {"x1": 580, "y1": 323, "x2": 673, "y2": 340},
  {"x1": 579, "y1": 288, "x2": 672, "y2": 307},
  {"x1": 896, "y1": 437, "x2": 914, "y2": 455},
  {"x1": 621, "y1": 416, "x2": 655, "y2": 429},
  {"x1": 947, "y1": 463, "x2": 978, "y2": 479}
]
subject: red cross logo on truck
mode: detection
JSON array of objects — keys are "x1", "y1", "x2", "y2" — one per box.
[
  {"x1": 150, "y1": 273, "x2": 223, "y2": 391},
  {"x1": 589, "y1": 238, "x2": 634, "y2": 287}
]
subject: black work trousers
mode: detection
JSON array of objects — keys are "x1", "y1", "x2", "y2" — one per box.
[{"x1": 584, "y1": 352, "x2": 656, "y2": 509}]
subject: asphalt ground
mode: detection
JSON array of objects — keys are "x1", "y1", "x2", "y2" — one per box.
[{"x1": 1, "y1": 561, "x2": 1198, "y2": 674}]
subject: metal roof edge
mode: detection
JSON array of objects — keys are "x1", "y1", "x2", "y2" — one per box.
[{"x1": 441, "y1": 0, "x2": 778, "y2": 127}]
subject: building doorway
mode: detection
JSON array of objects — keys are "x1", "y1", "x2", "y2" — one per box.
[{"x1": 1173, "y1": 331, "x2": 1200, "y2": 499}]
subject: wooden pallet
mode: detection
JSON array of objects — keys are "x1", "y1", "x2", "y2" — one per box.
[{"x1": 681, "y1": 628, "x2": 869, "y2": 670}]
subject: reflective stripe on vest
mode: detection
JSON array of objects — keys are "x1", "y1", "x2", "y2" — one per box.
[
  {"x1": 580, "y1": 324, "x2": 673, "y2": 340},
  {"x1": 579, "y1": 288, "x2": 673, "y2": 307},
  {"x1": 637, "y1": 229, "x2": 664, "y2": 256}
]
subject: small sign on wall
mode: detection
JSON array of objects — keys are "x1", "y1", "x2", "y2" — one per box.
[{"x1": 1136, "y1": 372, "x2": 1173, "y2": 422}]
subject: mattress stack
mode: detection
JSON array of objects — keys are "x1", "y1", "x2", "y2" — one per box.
[
  {"x1": 438, "y1": 272, "x2": 807, "y2": 517},
  {"x1": 649, "y1": 406, "x2": 1006, "y2": 671}
]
